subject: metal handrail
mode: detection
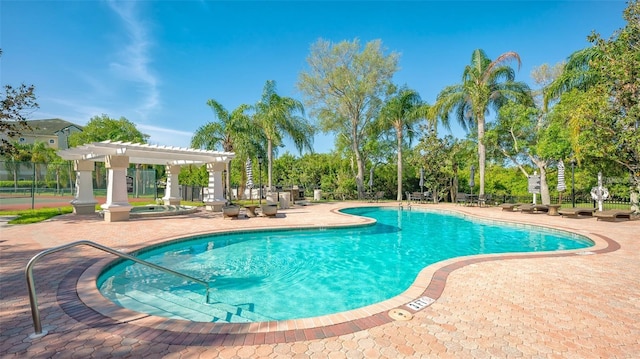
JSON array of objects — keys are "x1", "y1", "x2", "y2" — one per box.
[{"x1": 25, "y1": 240, "x2": 210, "y2": 337}]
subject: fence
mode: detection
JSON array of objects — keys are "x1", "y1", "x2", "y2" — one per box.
[
  {"x1": 0, "y1": 161, "x2": 157, "y2": 210},
  {"x1": 498, "y1": 193, "x2": 632, "y2": 210},
  {"x1": 180, "y1": 185, "x2": 203, "y2": 202}
]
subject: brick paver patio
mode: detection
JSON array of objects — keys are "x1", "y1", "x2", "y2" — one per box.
[{"x1": 1, "y1": 202, "x2": 638, "y2": 358}]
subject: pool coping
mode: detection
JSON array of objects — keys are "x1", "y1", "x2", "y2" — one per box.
[{"x1": 71, "y1": 205, "x2": 618, "y2": 345}]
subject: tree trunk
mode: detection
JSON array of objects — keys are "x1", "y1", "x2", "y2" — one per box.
[
  {"x1": 534, "y1": 160, "x2": 551, "y2": 205},
  {"x1": 477, "y1": 114, "x2": 486, "y2": 196},
  {"x1": 267, "y1": 139, "x2": 273, "y2": 191},
  {"x1": 13, "y1": 164, "x2": 18, "y2": 190},
  {"x1": 226, "y1": 160, "x2": 232, "y2": 200},
  {"x1": 450, "y1": 163, "x2": 458, "y2": 202},
  {"x1": 352, "y1": 139, "x2": 365, "y2": 199},
  {"x1": 396, "y1": 126, "x2": 403, "y2": 201}
]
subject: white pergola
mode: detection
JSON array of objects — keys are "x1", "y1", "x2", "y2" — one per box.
[{"x1": 58, "y1": 140, "x2": 235, "y2": 222}]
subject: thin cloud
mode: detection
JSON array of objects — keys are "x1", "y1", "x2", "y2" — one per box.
[
  {"x1": 106, "y1": 0, "x2": 160, "y2": 121},
  {"x1": 47, "y1": 98, "x2": 111, "y2": 124},
  {"x1": 136, "y1": 124, "x2": 193, "y2": 137},
  {"x1": 137, "y1": 124, "x2": 194, "y2": 148}
]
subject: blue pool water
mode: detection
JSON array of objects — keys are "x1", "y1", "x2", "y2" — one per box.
[{"x1": 98, "y1": 207, "x2": 593, "y2": 323}]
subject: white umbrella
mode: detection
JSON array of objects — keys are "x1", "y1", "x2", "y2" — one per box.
[
  {"x1": 419, "y1": 168, "x2": 424, "y2": 189},
  {"x1": 246, "y1": 158, "x2": 254, "y2": 199},
  {"x1": 557, "y1": 159, "x2": 566, "y2": 192},
  {"x1": 557, "y1": 159, "x2": 566, "y2": 205}
]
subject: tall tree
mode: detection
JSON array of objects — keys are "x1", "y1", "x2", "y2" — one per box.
[
  {"x1": 69, "y1": 114, "x2": 149, "y2": 146},
  {"x1": 30, "y1": 141, "x2": 55, "y2": 184},
  {"x1": 298, "y1": 38, "x2": 398, "y2": 198},
  {"x1": 253, "y1": 80, "x2": 314, "y2": 191},
  {"x1": 0, "y1": 49, "x2": 38, "y2": 157},
  {"x1": 486, "y1": 102, "x2": 571, "y2": 205},
  {"x1": 432, "y1": 49, "x2": 532, "y2": 196},
  {"x1": 377, "y1": 86, "x2": 428, "y2": 201},
  {"x1": 545, "y1": 1, "x2": 639, "y2": 211},
  {"x1": 2, "y1": 142, "x2": 31, "y2": 189},
  {"x1": 191, "y1": 101, "x2": 260, "y2": 199},
  {"x1": 68, "y1": 114, "x2": 148, "y2": 189}
]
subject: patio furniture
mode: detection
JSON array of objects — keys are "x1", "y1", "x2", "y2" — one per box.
[
  {"x1": 593, "y1": 209, "x2": 634, "y2": 222},
  {"x1": 558, "y1": 207, "x2": 596, "y2": 218},
  {"x1": 222, "y1": 205, "x2": 241, "y2": 219},
  {"x1": 519, "y1": 204, "x2": 549, "y2": 214},
  {"x1": 456, "y1": 193, "x2": 468, "y2": 205},
  {"x1": 547, "y1": 204, "x2": 562, "y2": 216},
  {"x1": 244, "y1": 205, "x2": 258, "y2": 217},
  {"x1": 477, "y1": 194, "x2": 492, "y2": 207},
  {"x1": 501, "y1": 203, "x2": 523, "y2": 212},
  {"x1": 260, "y1": 204, "x2": 278, "y2": 217},
  {"x1": 406, "y1": 191, "x2": 421, "y2": 204}
]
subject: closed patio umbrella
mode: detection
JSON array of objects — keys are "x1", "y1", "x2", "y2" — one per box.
[
  {"x1": 369, "y1": 167, "x2": 374, "y2": 192},
  {"x1": 557, "y1": 159, "x2": 566, "y2": 204},
  {"x1": 469, "y1": 165, "x2": 475, "y2": 188},
  {"x1": 419, "y1": 168, "x2": 424, "y2": 193},
  {"x1": 246, "y1": 158, "x2": 254, "y2": 200}
]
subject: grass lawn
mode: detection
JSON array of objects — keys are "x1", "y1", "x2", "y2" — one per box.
[{"x1": 0, "y1": 200, "x2": 205, "y2": 225}]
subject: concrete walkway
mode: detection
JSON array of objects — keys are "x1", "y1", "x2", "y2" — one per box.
[{"x1": 0, "y1": 202, "x2": 638, "y2": 358}]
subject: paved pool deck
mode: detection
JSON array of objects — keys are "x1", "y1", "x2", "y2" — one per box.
[{"x1": 1, "y1": 202, "x2": 638, "y2": 358}]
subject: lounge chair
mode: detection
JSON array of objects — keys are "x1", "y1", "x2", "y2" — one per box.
[
  {"x1": 593, "y1": 209, "x2": 634, "y2": 222},
  {"x1": 406, "y1": 191, "x2": 423, "y2": 204},
  {"x1": 477, "y1": 194, "x2": 493, "y2": 207},
  {"x1": 500, "y1": 203, "x2": 523, "y2": 212},
  {"x1": 519, "y1": 204, "x2": 549, "y2": 214},
  {"x1": 456, "y1": 193, "x2": 468, "y2": 205},
  {"x1": 558, "y1": 207, "x2": 596, "y2": 218}
]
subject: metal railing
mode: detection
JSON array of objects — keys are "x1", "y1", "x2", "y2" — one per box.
[{"x1": 25, "y1": 240, "x2": 210, "y2": 337}]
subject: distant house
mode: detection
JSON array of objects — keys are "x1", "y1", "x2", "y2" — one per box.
[{"x1": 8, "y1": 118, "x2": 83, "y2": 150}]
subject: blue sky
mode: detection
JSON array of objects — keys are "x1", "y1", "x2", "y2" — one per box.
[{"x1": 1, "y1": 0, "x2": 627, "y2": 154}]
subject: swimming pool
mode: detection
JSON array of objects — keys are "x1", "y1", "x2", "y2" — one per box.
[{"x1": 97, "y1": 207, "x2": 593, "y2": 323}]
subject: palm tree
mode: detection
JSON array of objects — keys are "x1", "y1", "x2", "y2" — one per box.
[
  {"x1": 191, "y1": 100, "x2": 255, "y2": 199},
  {"x1": 253, "y1": 80, "x2": 314, "y2": 191},
  {"x1": 543, "y1": 47, "x2": 602, "y2": 110},
  {"x1": 433, "y1": 49, "x2": 532, "y2": 196},
  {"x1": 377, "y1": 87, "x2": 429, "y2": 201}
]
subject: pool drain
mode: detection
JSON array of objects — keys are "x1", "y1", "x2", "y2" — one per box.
[{"x1": 388, "y1": 308, "x2": 413, "y2": 321}]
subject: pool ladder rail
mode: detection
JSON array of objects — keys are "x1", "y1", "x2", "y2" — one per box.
[{"x1": 25, "y1": 240, "x2": 210, "y2": 338}]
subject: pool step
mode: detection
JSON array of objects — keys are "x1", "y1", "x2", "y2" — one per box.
[
  {"x1": 181, "y1": 290, "x2": 273, "y2": 323},
  {"x1": 115, "y1": 290, "x2": 220, "y2": 321},
  {"x1": 109, "y1": 283, "x2": 272, "y2": 323}
]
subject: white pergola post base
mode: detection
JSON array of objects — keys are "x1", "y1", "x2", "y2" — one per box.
[
  {"x1": 102, "y1": 205, "x2": 133, "y2": 222},
  {"x1": 162, "y1": 165, "x2": 182, "y2": 206},
  {"x1": 204, "y1": 163, "x2": 226, "y2": 212},
  {"x1": 72, "y1": 202, "x2": 98, "y2": 215},
  {"x1": 100, "y1": 155, "x2": 132, "y2": 222},
  {"x1": 70, "y1": 160, "x2": 98, "y2": 214}
]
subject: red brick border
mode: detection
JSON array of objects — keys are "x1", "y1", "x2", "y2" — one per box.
[{"x1": 59, "y1": 228, "x2": 618, "y2": 345}]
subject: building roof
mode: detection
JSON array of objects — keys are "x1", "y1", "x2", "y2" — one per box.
[
  {"x1": 58, "y1": 140, "x2": 235, "y2": 166},
  {"x1": 24, "y1": 119, "x2": 82, "y2": 136}
]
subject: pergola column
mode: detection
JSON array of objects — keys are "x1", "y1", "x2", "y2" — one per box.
[
  {"x1": 70, "y1": 160, "x2": 97, "y2": 214},
  {"x1": 204, "y1": 162, "x2": 226, "y2": 211},
  {"x1": 101, "y1": 155, "x2": 132, "y2": 222},
  {"x1": 162, "y1": 165, "x2": 182, "y2": 205}
]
